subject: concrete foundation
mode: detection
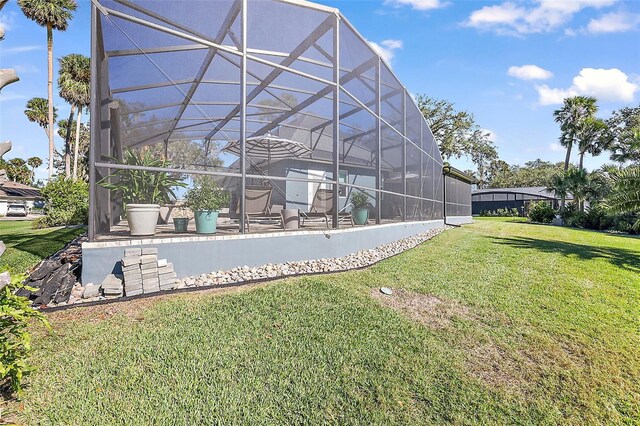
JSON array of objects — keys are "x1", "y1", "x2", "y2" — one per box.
[{"x1": 81, "y1": 218, "x2": 472, "y2": 285}]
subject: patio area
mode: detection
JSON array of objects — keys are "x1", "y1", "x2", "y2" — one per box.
[{"x1": 85, "y1": 0, "x2": 472, "y2": 284}]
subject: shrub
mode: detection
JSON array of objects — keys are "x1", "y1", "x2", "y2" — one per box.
[
  {"x1": 185, "y1": 178, "x2": 229, "y2": 212},
  {"x1": 98, "y1": 147, "x2": 186, "y2": 205},
  {"x1": 582, "y1": 204, "x2": 614, "y2": 231},
  {"x1": 479, "y1": 208, "x2": 520, "y2": 217},
  {"x1": 34, "y1": 177, "x2": 89, "y2": 229},
  {"x1": 612, "y1": 213, "x2": 639, "y2": 235},
  {"x1": 350, "y1": 191, "x2": 371, "y2": 209},
  {"x1": 0, "y1": 270, "x2": 50, "y2": 394},
  {"x1": 528, "y1": 202, "x2": 555, "y2": 223}
]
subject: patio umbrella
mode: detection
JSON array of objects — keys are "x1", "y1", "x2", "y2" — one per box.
[
  {"x1": 384, "y1": 172, "x2": 419, "y2": 184},
  {"x1": 223, "y1": 134, "x2": 311, "y2": 173}
]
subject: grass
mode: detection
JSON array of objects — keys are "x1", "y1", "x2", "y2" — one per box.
[
  {"x1": 5, "y1": 219, "x2": 640, "y2": 424},
  {"x1": 0, "y1": 221, "x2": 85, "y2": 274}
]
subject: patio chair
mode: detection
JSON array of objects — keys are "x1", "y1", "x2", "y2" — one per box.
[
  {"x1": 301, "y1": 188, "x2": 353, "y2": 228},
  {"x1": 240, "y1": 185, "x2": 282, "y2": 232}
]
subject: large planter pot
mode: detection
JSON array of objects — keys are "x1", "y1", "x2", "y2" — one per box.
[
  {"x1": 173, "y1": 217, "x2": 189, "y2": 233},
  {"x1": 126, "y1": 204, "x2": 160, "y2": 236},
  {"x1": 353, "y1": 207, "x2": 369, "y2": 225},
  {"x1": 194, "y1": 210, "x2": 219, "y2": 234}
]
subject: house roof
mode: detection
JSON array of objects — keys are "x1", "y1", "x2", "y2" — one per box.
[
  {"x1": 0, "y1": 180, "x2": 41, "y2": 198},
  {"x1": 472, "y1": 186, "x2": 573, "y2": 200}
]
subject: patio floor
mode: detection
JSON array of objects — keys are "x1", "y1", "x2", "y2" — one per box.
[{"x1": 95, "y1": 217, "x2": 407, "y2": 241}]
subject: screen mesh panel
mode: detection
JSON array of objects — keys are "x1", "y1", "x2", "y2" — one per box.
[{"x1": 91, "y1": 0, "x2": 472, "y2": 238}]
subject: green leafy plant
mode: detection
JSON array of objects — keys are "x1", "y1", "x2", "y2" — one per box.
[
  {"x1": 0, "y1": 270, "x2": 50, "y2": 394},
  {"x1": 33, "y1": 176, "x2": 88, "y2": 229},
  {"x1": 98, "y1": 148, "x2": 186, "y2": 205},
  {"x1": 605, "y1": 166, "x2": 640, "y2": 230},
  {"x1": 350, "y1": 191, "x2": 370, "y2": 209},
  {"x1": 185, "y1": 178, "x2": 229, "y2": 212},
  {"x1": 528, "y1": 201, "x2": 556, "y2": 224}
]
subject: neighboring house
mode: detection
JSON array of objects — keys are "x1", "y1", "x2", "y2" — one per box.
[
  {"x1": 0, "y1": 179, "x2": 41, "y2": 216},
  {"x1": 471, "y1": 187, "x2": 573, "y2": 215}
]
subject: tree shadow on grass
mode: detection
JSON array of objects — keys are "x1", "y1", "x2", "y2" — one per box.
[
  {"x1": 492, "y1": 236, "x2": 640, "y2": 273},
  {"x1": 0, "y1": 226, "x2": 85, "y2": 262}
]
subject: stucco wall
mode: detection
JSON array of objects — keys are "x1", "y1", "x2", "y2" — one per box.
[{"x1": 81, "y1": 219, "x2": 467, "y2": 285}]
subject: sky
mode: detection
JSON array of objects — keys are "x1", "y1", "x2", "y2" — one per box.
[{"x1": 1, "y1": 0, "x2": 639, "y2": 182}]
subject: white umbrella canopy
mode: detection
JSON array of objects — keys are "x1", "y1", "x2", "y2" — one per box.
[{"x1": 223, "y1": 134, "x2": 312, "y2": 170}]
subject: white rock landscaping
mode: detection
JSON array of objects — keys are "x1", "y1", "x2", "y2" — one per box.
[{"x1": 45, "y1": 227, "x2": 448, "y2": 308}]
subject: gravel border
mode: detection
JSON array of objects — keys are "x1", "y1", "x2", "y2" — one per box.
[{"x1": 43, "y1": 226, "x2": 449, "y2": 312}]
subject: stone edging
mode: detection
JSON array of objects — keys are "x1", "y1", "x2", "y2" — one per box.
[{"x1": 43, "y1": 226, "x2": 449, "y2": 311}]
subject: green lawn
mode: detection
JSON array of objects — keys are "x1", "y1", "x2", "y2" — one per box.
[
  {"x1": 8, "y1": 219, "x2": 640, "y2": 424},
  {"x1": 0, "y1": 221, "x2": 85, "y2": 274}
]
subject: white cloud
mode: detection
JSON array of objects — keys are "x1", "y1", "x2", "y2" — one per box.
[
  {"x1": 507, "y1": 65, "x2": 553, "y2": 80},
  {"x1": 0, "y1": 92, "x2": 28, "y2": 103},
  {"x1": 481, "y1": 128, "x2": 498, "y2": 142},
  {"x1": 368, "y1": 39, "x2": 403, "y2": 64},
  {"x1": 3, "y1": 45, "x2": 44, "y2": 55},
  {"x1": 0, "y1": 11, "x2": 16, "y2": 32},
  {"x1": 464, "y1": 0, "x2": 616, "y2": 35},
  {"x1": 549, "y1": 142, "x2": 564, "y2": 152},
  {"x1": 536, "y1": 68, "x2": 638, "y2": 105},
  {"x1": 586, "y1": 11, "x2": 640, "y2": 33},
  {"x1": 384, "y1": 0, "x2": 447, "y2": 11},
  {"x1": 564, "y1": 28, "x2": 578, "y2": 36},
  {"x1": 13, "y1": 64, "x2": 39, "y2": 73}
]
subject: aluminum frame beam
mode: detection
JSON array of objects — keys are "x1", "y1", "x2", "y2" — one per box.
[
  {"x1": 164, "y1": 1, "x2": 241, "y2": 142},
  {"x1": 205, "y1": 13, "x2": 335, "y2": 140}
]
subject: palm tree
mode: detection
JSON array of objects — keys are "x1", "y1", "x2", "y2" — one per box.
[
  {"x1": 577, "y1": 117, "x2": 609, "y2": 170},
  {"x1": 554, "y1": 96, "x2": 598, "y2": 171},
  {"x1": 57, "y1": 53, "x2": 89, "y2": 178},
  {"x1": 547, "y1": 173, "x2": 569, "y2": 211},
  {"x1": 58, "y1": 55, "x2": 76, "y2": 177},
  {"x1": 18, "y1": 0, "x2": 77, "y2": 179},
  {"x1": 70, "y1": 56, "x2": 89, "y2": 180},
  {"x1": 564, "y1": 168, "x2": 591, "y2": 212},
  {"x1": 553, "y1": 96, "x2": 597, "y2": 208},
  {"x1": 606, "y1": 166, "x2": 640, "y2": 230},
  {"x1": 24, "y1": 97, "x2": 58, "y2": 138},
  {"x1": 27, "y1": 156, "x2": 43, "y2": 184}
]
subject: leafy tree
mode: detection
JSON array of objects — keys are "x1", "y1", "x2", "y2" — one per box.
[
  {"x1": 27, "y1": 156, "x2": 43, "y2": 184},
  {"x1": 256, "y1": 93, "x2": 298, "y2": 122},
  {"x1": 0, "y1": 158, "x2": 31, "y2": 184},
  {"x1": 605, "y1": 166, "x2": 640, "y2": 230},
  {"x1": 416, "y1": 95, "x2": 498, "y2": 185},
  {"x1": 18, "y1": 0, "x2": 77, "y2": 179},
  {"x1": 33, "y1": 176, "x2": 88, "y2": 228},
  {"x1": 487, "y1": 159, "x2": 564, "y2": 189},
  {"x1": 146, "y1": 139, "x2": 223, "y2": 177},
  {"x1": 468, "y1": 130, "x2": 498, "y2": 189},
  {"x1": 607, "y1": 105, "x2": 640, "y2": 164},
  {"x1": 56, "y1": 119, "x2": 89, "y2": 180},
  {"x1": 554, "y1": 96, "x2": 598, "y2": 171}
]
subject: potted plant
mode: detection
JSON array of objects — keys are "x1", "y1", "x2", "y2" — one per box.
[
  {"x1": 99, "y1": 148, "x2": 186, "y2": 236},
  {"x1": 172, "y1": 204, "x2": 191, "y2": 233},
  {"x1": 185, "y1": 178, "x2": 229, "y2": 234},
  {"x1": 350, "y1": 191, "x2": 371, "y2": 225}
]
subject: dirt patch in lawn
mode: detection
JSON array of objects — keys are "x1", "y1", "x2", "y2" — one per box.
[
  {"x1": 370, "y1": 287, "x2": 477, "y2": 330},
  {"x1": 371, "y1": 288, "x2": 537, "y2": 394}
]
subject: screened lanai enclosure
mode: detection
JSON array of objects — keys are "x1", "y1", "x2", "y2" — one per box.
[{"x1": 89, "y1": 0, "x2": 472, "y2": 242}]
